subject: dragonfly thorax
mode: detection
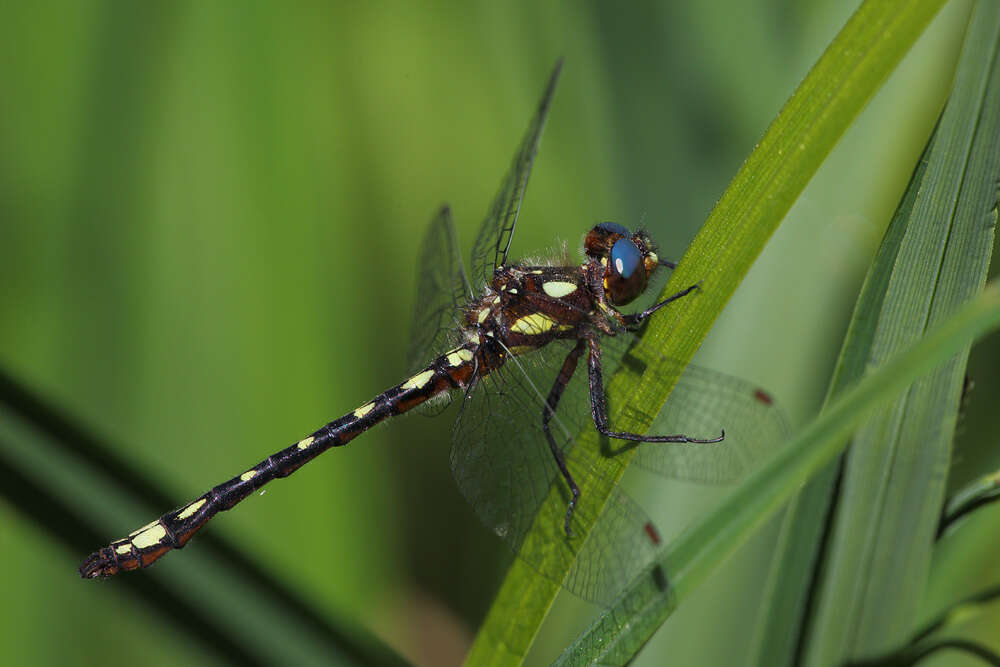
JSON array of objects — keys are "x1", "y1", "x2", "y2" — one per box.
[{"x1": 459, "y1": 264, "x2": 597, "y2": 364}]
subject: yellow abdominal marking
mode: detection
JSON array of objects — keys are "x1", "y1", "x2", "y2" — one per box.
[
  {"x1": 446, "y1": 348, "x2": 474, "y2": 366},
  {"x1": 354, "y1": 402, "x2": 375, "y2": 418},
  {"x1": 240, "y1": 469, "x2": 258, "y2": 482},
  {"x1": 511, "y1": 312, "x2": 556, "y2": 335},
  {"x1": 130, "y1": 520, "x2": 160, "y2": 537},
  {"x1": 297, "y1": 436, "x2": 316, "y2": 450},
  {"x1": 176, "y1": 498, "x2": 207, "y2": 520},
  {"x1": 402, "y1": 369, "x2": 435, "y2": 390},
  {"x1": 542, "y1": 281, "x2": 577, "y2": 298},
  {"x1": 492, "y1": 296, "x2": 501, "y2": 305},
  {"x1": 132, "y1": 523, "x2": 168, "y2": 549},
  {"x1": 115, "y1": 543, "x2": 132, "y2": 555}
]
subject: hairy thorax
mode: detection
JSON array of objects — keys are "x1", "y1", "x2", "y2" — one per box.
[{"x1": 462, "y1": 264, "x2": 598, "y2": 372}]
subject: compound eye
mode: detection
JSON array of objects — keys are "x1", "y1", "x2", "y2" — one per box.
[
  {"x1": 611, "y1": 239, "x2": 641, "y2": 279},
  {"x1": 607, "y1": 238, "x2": 645, "y2": 305}
]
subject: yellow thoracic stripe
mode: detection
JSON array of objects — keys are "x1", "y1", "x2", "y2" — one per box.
[
  {"x1": 542, "y1": 281, "x2": 577, "y2": 298},
  {"x1": 510, "y1": 312, "x2": 556, "y2": 335}
]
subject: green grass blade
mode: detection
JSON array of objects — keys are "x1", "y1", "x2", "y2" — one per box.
[
  {"x1": 747, "y1": 1, "x2": 994, "y2": 658},
  {"x1": 937, "y1": 466, "x2": 1000, "y2": 539},
  {"x1": 555, "y1": 283, "x2": 1000, "y2": 667},
  {"x1": 465, "y1": 0, "x2": 949, "y2": 663},
  {"x1": 925, "y1": 474, "x2": 1000, "y2": 649},
  {"x1": 801, "y1": 4, "x2": 1000, "y2": 662},
  {"x1": 746, "y1": 133, "x2": 936, "y2": 666}
]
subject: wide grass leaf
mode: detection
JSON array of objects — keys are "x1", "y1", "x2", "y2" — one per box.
[
  {"x1": 800, "y1": 3, "x2": 1000, "y2": 663},
  {"x1": 465, "y1": 0, "x2": 950, "y2": 664}
]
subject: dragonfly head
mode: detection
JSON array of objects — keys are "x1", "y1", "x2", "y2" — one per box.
[{"x1": 584, "y1": 222, "x2": 662, "y2": 306}]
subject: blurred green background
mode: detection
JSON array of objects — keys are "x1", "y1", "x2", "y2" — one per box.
[{"x1": 1, "y1": 1, "x2": 994, "y2": 665}]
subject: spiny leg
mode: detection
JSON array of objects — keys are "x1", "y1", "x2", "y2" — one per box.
[
  {"x1": 623, "y1": 282, "x2": 701, "y2": 328},
  {"x1": 541, "y1": 338, "x2": 586, "y2": 537},
  {"x1": 585, "y1": 334, "x2": 725, "y2": 444}
]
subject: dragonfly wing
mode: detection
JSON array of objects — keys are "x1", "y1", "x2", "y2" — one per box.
[
  {"x1": 450, "y1": 338, "x2": 661, "y2": 606},
  {"x1": 469, "y1": 61, "x2": 563, "y2": 287},
  {"x1": 407, "y1": 205, "x2": 472, "y2": 374},
  {"x1": 613, "y1": 348, "x2": 790, "y2": 483},
  {"x1": 450, "y1": 345, "x2": 571, "y2": 555},
  {"x1": 450, "y1": 330, "x2": 787, "y2": 605},
  {"x1": 565, "y1": 488, "x2": 663, "y2": 606},
  {"x1": 590, "y1": 268, "x2": 789, "y2": 482}
]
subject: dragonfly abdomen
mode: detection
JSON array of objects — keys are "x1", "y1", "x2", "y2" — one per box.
[{"x1": 79, "y1": 344, "x2": 478, "y2": 579}]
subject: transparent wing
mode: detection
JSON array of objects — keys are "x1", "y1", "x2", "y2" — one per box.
[
  {"x1": 564, "y1": 488, "x2": 664, "y2": 605},
  {"x1": 450, "y1": 331, "x2": 788, "y2": 606},
  {"x1": 469, "y1": 60, "x2": 563, "y2": 287},
  {"x1": 450, "y1": 341, "x2": 577, "y2": 557},
  {"x1": 407, "y1": 205, "x2": 472, "y2": 373},
  {"x1": 449, "y1": 338, "x2": 660, "y2": 606},
  {"x1": 597, "y1": 269, "x2": 789, "y2": 482},
  {"x1": 623, "y1": 351, "x2": 790, "y2": 482}
]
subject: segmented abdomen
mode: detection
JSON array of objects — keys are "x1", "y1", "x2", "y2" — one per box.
[{"x1": 79, "y1": 343, "x2": 479, "y2": 578}]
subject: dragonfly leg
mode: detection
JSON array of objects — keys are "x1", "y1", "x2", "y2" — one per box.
[
  {"x1": 542, "y1": 338, "x2": 587, "y2": 537},
  {"x1": 623, "y1": 282, "x2": 701, "y2": 328},
  {"x1": 586, "y1": 334, "x2": 725, "y2": 444}
]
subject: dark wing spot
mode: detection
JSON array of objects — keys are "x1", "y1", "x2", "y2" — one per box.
[{"x1": 644, "y1": 521, "x2": 663, "y2": 546}]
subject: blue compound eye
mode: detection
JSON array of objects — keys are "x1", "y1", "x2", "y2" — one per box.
[
  {"x1": 611, "y1": 239, "x2": 641, "y2": 279},
  {"x1": 596, "y1": 222, "x2": 631, "y2": 238},
  {"x1": 606, "y1": 238, "x2": 646, "y2": 305}
]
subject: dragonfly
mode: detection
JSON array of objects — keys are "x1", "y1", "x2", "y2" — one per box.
[{"x1": 80, "y1": 62, "x2": 784, "y2": 605}]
